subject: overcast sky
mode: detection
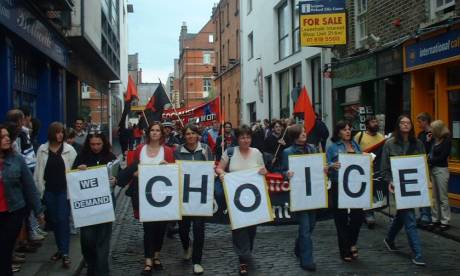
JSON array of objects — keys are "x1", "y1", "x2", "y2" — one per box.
[{"x1": 128, "y1": 0, "x2": 216, "y2": 83}]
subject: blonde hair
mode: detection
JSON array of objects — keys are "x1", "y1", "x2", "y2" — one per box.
[{"x1": 430, "y1": 120, "x2": 450, "y2": 139}]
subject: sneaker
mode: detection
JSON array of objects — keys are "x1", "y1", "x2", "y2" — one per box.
[
  {"x1": 439, "y1": 224, "x2": 450, "y2": 231},
  {"x1": 184, "y1": 245, "x2": 192, "y2": 261},
  {"x1": 36, "y1": 228, "x2": 48, "y2": 236},
  {"x1": 29, "y1": 233, "x2": 45, "y2": 241},
  {"x1": 383, "y1": 238, "x2": 398, "y2": 252},
  {"x1": 412, "y1": 256, "x2": 426, "y2": 266},
  {"x1": 301, "y1": 263, "x2": 316, "y2": 271},
  {"x1": 11, "y1": 264, "x2": 21, "y2": 273},
  {"x1": 193, "y1": 264, "x2": 204, "y2": 275}
]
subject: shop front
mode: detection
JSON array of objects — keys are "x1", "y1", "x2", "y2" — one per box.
[
  {"x1": 404, "y1": 24, "x2": 460, "y2": 208},
  {"x1": 332, "y1": 46, "x2": 408, "y2": 135},
  {"x1": 0, "y1": 0, "x2": 69, "y2": 141}
]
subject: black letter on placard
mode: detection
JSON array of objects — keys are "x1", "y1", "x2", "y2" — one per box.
[
  {"x1": 304, "y1": 167, "x2": 312, "y2": 196},
  {"x1": 145, "y1": 176, "x2": 172, "y2": 207},
  {"x1": 343, "y1": 165, "x2": 366, "y2": 198},
  {"x1": 183, "y1": 174, "x2": 208, "y2": 204},
  {"x1": 399, "y1": 169, "x2": 421, "y2": 197},
  {"x1": 234, "y1": 184, "x2": 261, "y2": 212}
]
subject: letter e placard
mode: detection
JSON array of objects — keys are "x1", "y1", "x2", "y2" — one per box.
[{"x1": 390, "y1": 155, "x2": 431, "y2": 210}]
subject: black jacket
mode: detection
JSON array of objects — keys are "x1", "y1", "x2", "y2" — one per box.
[{"x1": 429, "y1": 137, "x2": 451, "y2": 168}]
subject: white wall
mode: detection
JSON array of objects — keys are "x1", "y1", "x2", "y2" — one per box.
[
  {"x1": 118, "y1": 0, "x2": 129, "y2": 99},
  {"x1": 83, "y1": 0, "x2": 102, "y2": 50},
  {"x1": 240, "y1": 0, "x2": 333, "y2": 129}
]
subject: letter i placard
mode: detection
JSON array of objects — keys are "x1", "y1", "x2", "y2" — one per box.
[
  {"x1": 390, "y1": 155, "x2": 431, "y2": 210},
  {"x1": 338, "y1": 154, "x2": 372, "y2": 209}
]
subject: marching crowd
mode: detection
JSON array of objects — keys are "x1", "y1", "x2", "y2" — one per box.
[{"x1": 0, "y1": 107, "x2": 453, "y2": 276}]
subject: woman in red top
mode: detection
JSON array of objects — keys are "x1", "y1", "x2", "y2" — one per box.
[{"x1": 125, "y1": 122, "x2": 175, "y2": 275}]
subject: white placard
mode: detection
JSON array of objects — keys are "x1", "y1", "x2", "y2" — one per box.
[
  {"x1": 67, "y1": 166, "x2": 115, "y2": 228},
  {"x1": 139, "y1": 164, "x2": 181, "y2": 222},
  {"x1": 179, "y1": 161, "x2": 215, "y2": 217},
  {"x1": 223, "y1": 169, "x2": 273, "y2": 230},
  {"x1": 289, "y1": 154, "x2": 328, "y2": 211},
  {"x1": 338, "y1": 154, "x2": 372, "y2": 209},
  {"x1": 391, "y1": 155, "x2": 431, "y2": 210}
]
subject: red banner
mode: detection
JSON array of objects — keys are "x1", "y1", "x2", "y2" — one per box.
[{"x1": 162, "y1": 97, "x2": 221, "y2": 127}]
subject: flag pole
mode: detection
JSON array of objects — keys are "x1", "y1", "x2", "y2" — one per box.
[
  {"x1": 158, "y1": 78, "x2": 184, "y2": 127},
  {"x1": 271, "y1": 126, "x2": 289, "y2": 166}
]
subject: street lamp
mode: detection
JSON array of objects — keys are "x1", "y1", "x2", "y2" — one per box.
[{"x1": 109, "y1": 80, "x2": 122, "y2": 145}]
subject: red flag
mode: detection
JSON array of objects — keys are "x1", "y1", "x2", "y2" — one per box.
[
  {"x1": 145, "y1": 95, "x2": 156, "y2": 112},
  {"x1": 124, "y1": 75, "x2": 138, "y2": 102},
  {"x1": 207, "y1": 132, "x2": 216, "y2": 153},
  {"x1": 294, "y1": 86, "x2": 316, "y2": 134}
]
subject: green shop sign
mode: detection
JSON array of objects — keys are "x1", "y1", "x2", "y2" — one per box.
[{"x1": 332, "y1": 55, "x2": 376, "y2": 88}]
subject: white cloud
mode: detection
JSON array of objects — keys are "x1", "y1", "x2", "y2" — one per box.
[{"x1": 140, "y1": 68, "x2": 171, "y2": 84}]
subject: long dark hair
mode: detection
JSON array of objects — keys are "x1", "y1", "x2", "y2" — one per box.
[
  {"x1": 0, "y1": 124, "x2": 13, "y2": 157},
  {"x1": 331, "y1": 120, "x2": 352, "y2": 143},
  {"x1": 81, "y1": 131, "x2": 112, "y2": 158},
  {"x1": 392, "y1": 115, "x2": 416, "y2": 144}
]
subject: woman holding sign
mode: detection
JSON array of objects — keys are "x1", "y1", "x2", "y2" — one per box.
[
  {"x1": 216, "y1": 125, "x2": 267, "y2": 276},
  {"x1": 72, "y1": 131, "x2": 116, "y2": 276},
  {"x1": 174, "y1": 124, "x2": 213, "y2": 275},
  {"x1": 0, "y1": 124, "x2": 44, "y2": 276},
  {"x1": 34, "y1": 122, "x2": 77, "y2": 268},
  {"x1": 381, "y1": 115, "x2": 426, "y2": 266},
  {"x1": 130, "y1": 122, "x2": 175, "y2": 275},
  {"x1": 281, "y1": 124, "x2": 324, "y2": 271},
  {"x1": 326, "y1": 120, "x2": 363, "y2": 262}
]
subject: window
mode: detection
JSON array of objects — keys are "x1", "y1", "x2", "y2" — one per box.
[
  {"x1": 310, "y1": 57, "x2": 322, "y2": 115},
  {"x1": 236, "y1": 30, "x2": 239, "y2": 58},
  {"x1": 448, "y1": 90, "x2": 460, "y2": 161},
  {"x1": 279, "y1": 70, "x2": 290, "y2": 118},
  {"x1": 431, "y1": 0, "x2": 455, "y2": 18},
  {"x1": 226, "y1": 3, "x2": 230, "y2": 27},
  {"x1": 203, "y1": 78, "x2": 212, "y2": 92},
  {"x1": 235, "y1": 0, "x2": 239, "y2": 15},
  {"x1": 248, "y1": 102, "x2": 256, "y2": 123},
  {"x1": 278, "y1": 1, "x2": 290, "y2": 59},
  {"x1": 227, "y1": 39, "x2": 230, "y2": 62},
  {"x1": 355, "y1": 0, "x2": 368, "y2": 48},
  {"x1": 209, "y1": 34, "x2": 214, "y2": 43},
  {"x1": 291, "y1": 0, "x2": 300, "y2": 53},
  {"x1": 203, "y1": 52, "x2": 212, "y2": 64},
  {"x1": 248, "y1": 32, "x2": 254, "y2": 60},
  {"x1": 248, "y1": 0, "x2": 252, "y2": 14}
]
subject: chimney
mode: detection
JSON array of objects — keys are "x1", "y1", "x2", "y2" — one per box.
[
  {"x1": 181, "y1": 22, "x2": 188, "y2": 36},
  {"x1": 212, "y1": 3, "x2": 217, "y2": 15}
]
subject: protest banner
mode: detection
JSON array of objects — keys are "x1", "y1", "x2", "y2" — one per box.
[
  {"x1": 223, "y1": 169, "x2": 273, "y2": 230},
  {"x1": 67, "y1": 166, "x2": 115, "y2": 228},
  {"x1": 338, "y1": 154, "x2": 372, "y2": 209},
  {"x1": 139, "y1": 164, "x2": 181, "y2": 222},
  {"x1": 179, "y1": 161, "x2": 215, "y2": 216},
  {"x1": 391, "y1": 155, "x2": 431, "y2": 210},
  {"x1": 288, "y1": 154, "x2": 328, "y2": 212}
]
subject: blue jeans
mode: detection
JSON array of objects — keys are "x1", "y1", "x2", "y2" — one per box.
[
  {"x1": 44, "y1": 191, "x2": 70, "y2": 255},
  {"x1": 386, "y1": 209, "x2": 422, "y2": 258},
  {"x1": 295, "y1": 211, "x2": 316, "y2": 266},
  {"x1": 419, "y1": 207, "x2": 432, "y2": 223}
]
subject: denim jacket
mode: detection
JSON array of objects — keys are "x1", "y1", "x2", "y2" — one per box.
[
  {"x1": 326, "y1": 140, "x2": 362, "y2": 182},
  {"x1": 281, "y1": 143, "x2": 318, "y2": 179},
  {"x1": 2, "y1": 153, "x2": 43, "y2": 216}
]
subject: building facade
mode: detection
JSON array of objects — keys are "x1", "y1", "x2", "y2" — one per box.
[
  {"x1": 128, "y1": 52, "x2": 141, "y2": 85},
  {"x1": 333, "y1": 0, "x2": 460, "y2": 207},
  {"x1": 178, "y1": 21, "x2": 216, "y2": 107},
  {"x1": 212, "y1": 0, "x2": 241, "y2": 127},
  {"x1": 240, "y1": 0, "x2": 333, "y2": 128}
]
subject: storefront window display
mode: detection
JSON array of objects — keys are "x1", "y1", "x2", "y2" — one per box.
[{"x1": 448, "y1": 90, "x2": 460, "y2": 161}]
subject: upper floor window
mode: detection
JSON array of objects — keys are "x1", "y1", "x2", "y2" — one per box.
[
  {"x1": 278, "y1": 1, "x2": 290, "y2": 59},
  {"x1": 248, "y1": 0, "x2": 253, "y2": 14},
  {"x1": 354, "y1": 0, "x2": 368, "y2": 49},
  {"x1": 209, "y1": 34, "x2": 214, "y2": 43},
  {"x1": 430, "y1": 0, "x2": 455, "y2": 19},
  {"x1": 248, "y1": 32, "x2": 254, "y2": 60},
  {"x1": 292, "y1": 0, "x2": 300, "y2": 53},
  {"x1": 203, "y1": 52, "x2": 212, "y2": 64},
  {"x1": 203, "y1": 78, "x2": 212, "y2": 92}
]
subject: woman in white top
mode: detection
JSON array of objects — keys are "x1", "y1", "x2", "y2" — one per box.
[
  {"x1": 132, "y1": 122, "x2": 175, "y2": 275},
  {"x1": 215, "y1": 125, "x2": 267, "y2": 275}
]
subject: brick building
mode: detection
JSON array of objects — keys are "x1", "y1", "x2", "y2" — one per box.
[
  {"x1": 178, "y1": 21, "x2": 216, "y2": 107},
  {"x1": 212, "y1": 0, "x2": 241, "y2": 126},
  {"x1": 332, "y1": 0, "x2": 460, "y2": 208}
]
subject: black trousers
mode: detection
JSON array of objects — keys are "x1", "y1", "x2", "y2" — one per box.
[
  {"x1": 0, "y1": 208, "x2": 27, "y2": 276},
  {"x1": 81, "y1": 222, "x2": 113, "y2": 276},
  {"x1": 179, "y1": 217, "x2": 205, "y2": 264},
  {"x1": 143, "y1": 221, "x2": 167, "y2": 258},
  {"x1": 333, "y1": 208, "x2": 364, "y2": 258}
]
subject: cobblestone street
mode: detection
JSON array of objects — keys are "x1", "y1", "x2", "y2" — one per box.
[{"x1": 103, "y1": 191, "x2": 460, "y2": 276}]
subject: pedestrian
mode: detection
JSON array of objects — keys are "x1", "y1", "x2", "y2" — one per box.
[
  {"x1": 0, "y1": 124, "x2": 44, "y2": 276},
  {"x1": 163, "y1": 121, "x2": 180, "y2": 148},
  {"x1": 215, "y1": 121, "x2": 237, "y2": 161},
  {"x1": 353, "y1": 116, "x2": 385, "y2": 229},
  {"x1": 264, "y1": 120, "x2": 287, "y2": 172},
  {"x1": 201, "y1": 120, "x2": 220, "y2": 152},
  {"x1": 174, "y1": 124, "x2": 213, "y2": 275},
  {"x1": 281, "y1": 124, "x2": 325, "y2": 271},
  {"x1": 73, "y1": 131, "x2": 117, "y2": 276},
  {"x1": 65, "y1": 128, "x2": 82, "y2": 153},
  {"x1": 427, "y1": 120, "x2": 452, "y2": 231},
  {"x1": 34, "y1": 122, "x2": 77, "y2": 268},
  {"x1": 122, "y1": 122, "x2": 175, "y2": 274},
  {"x1": 215, "y1": 125, "x2": 268, "y2": 275},
  {"x1": 326, "y1": 120, "x2": 364, "y2": 262},
  {"x1": 382, "y1": 115, "x2": 426, "y2": 266},
  {"x1": 306, "y1": 112, "x2": 329, "y2": 151},
  {"x1": 416, "y1": 112, "x2": 432, "y2": 226},
  {"x1": 74, "y1": 117, "x2": 87, "y2": 147}
]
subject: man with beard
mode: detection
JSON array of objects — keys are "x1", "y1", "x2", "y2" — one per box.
[{"x1": 354, "y1": 116, "x2": 385, "y2": 229}]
